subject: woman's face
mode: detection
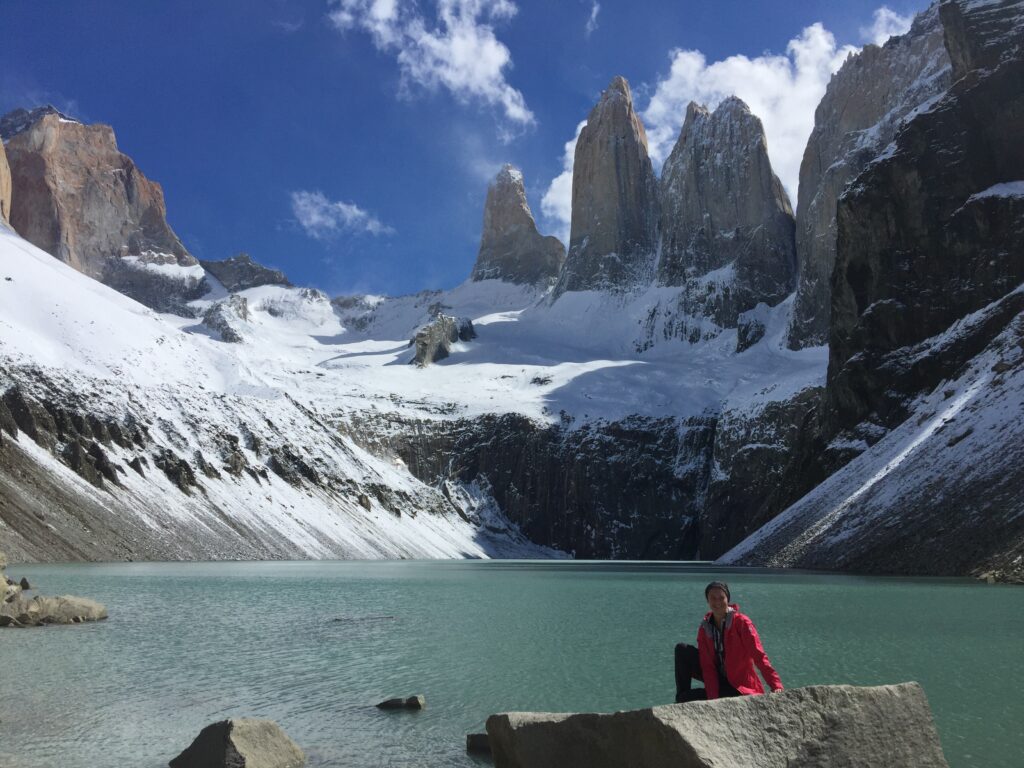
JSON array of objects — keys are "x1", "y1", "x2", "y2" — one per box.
[{"x1": 706, "y1": 587, "x2": 729, "y2": 614}]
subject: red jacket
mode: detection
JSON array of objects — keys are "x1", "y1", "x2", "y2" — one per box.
[{"x1": 697, "y1": 604, "x2": 783, "y2": 699}]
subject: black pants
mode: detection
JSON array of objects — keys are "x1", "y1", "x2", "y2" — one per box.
[{"x1": 674, "y1": 643, "x2": 741, "y2": 703}]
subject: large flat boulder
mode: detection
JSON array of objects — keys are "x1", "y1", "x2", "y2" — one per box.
[
  {"x1": 169, "y1": 718, "x2": 305, "y2": 768},
  {"x1": 486, "y1": 683, "x2": 948, "y2": 768}
]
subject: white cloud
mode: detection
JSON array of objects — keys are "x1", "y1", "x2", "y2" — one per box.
[
  {"x1": 290, "y1": 190, "x2": 394, "y2": 239},
  {"x1": 640, "y1": 22, "x2": 859, "y2": 204},
  {"x1": 861, "y1": 6, "x2": 913, "y2": 46},
  {"x1": 540, "y1": 120, "x2": 586, "y2": 244},
  {"x1": 328, "y1": 0, "x2": 534, "y2": 128},
  {"x1": 584, "y1": 2, "x2": 600, "y2": 38}
]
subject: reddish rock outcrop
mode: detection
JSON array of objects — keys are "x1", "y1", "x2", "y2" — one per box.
[{"x1": 1, "y1": 106, "x2": 205, "y2": 313}]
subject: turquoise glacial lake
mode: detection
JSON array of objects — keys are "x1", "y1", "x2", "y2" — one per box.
[{"x1": 1, "y1": 561, "x2": 1021, "y2": 767}]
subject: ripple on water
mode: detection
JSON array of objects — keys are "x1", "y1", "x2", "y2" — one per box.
[{"x1": 1, "y1": 561, "x2": 1021, "y2": 768}]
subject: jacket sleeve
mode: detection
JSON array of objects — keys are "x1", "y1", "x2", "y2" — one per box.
[
  {"x1": 739, "y1": 615, "x2": 783, "y2": 691},
  {"x1": 697, "y1": 625, "x2": 720, "y2": 699}
]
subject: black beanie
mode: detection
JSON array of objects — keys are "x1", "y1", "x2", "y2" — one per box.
[{"x1": 704, "y1": 581, "x2": 731, "y2": 601}]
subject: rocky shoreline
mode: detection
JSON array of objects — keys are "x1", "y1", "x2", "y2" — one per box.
[{"x1": 0, "y1": 550, "x2": 107, "y2": 627}]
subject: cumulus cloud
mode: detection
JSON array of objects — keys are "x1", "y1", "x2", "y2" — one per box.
[
  {"x1": 861, "y1": 6, "x2": 913, "y2": 46},
  {"x1": 540, "y1": 120, "x2": 586, "y2": 244},
  {"x1": 290, "y1": 190, "x2": 394, "y2": 239},
  {"x1": 328, "y1": 0, "x2": 534, "y2": 128},
  {"x1": 584, "y1": 1, "x2": 600, "y2": 38},
  {"x1": 640, "y1": 23, "x2": 859, "y2": 203}
]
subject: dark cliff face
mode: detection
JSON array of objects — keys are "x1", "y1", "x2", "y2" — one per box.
[
  {"x1": 828, "y1": 3, "x2": 1024, "y2": 440},
  {"x1": 788, "y1": 5, "x2": 951, "y2": 349},
  {"x1": 722, "y1": 0, "x2": 1024, "y2": 581},
  {"x1": 359, "y1": 412, "x2": 715, "y2": 559},
  {"x1": 200, "y1": 253, "x2": 292, "y2": 293}
]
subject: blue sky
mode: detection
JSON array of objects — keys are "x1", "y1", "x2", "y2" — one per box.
[{"x1": 1, "y1": 0, "x2": 928, "y2": 296}]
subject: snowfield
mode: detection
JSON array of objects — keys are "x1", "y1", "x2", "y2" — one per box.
[{"x1": 0, "y1": 222, "x2": 825, "y2": 561}]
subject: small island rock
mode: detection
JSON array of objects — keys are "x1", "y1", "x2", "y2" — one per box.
[{"x1": 376, "y1": 695, "x2": 425, "y2": 710}]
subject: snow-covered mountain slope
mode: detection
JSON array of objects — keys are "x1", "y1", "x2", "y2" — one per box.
[
  {"x1": 0, "y1": 215, "x2": 826, "y2": 562},
  {"x1": 0, "y1": 224, "x2": 562, "y2": 561},
  {"x1": 721, "y1": 289, "x2": 1024, "y2": 578}
]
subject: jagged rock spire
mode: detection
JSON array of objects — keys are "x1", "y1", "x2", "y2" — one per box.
[
  {"x1": 471, "y1": 164, "x2": 565, "y2": 286},
  {"x1": 0, "y1": 141, "x2": 11, "y2": 226},
  {"x1": 554, "y1": 76, "x2": 660, "y2": 295},
  {"x1": 658, "y1": 96, "x2": 796, "y2": 319}
]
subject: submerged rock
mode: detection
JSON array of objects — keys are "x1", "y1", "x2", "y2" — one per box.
[
  {"x1": 486, "y1": 683, "x2": 948, "y2": 768},
  {"x1": 376, "y1": 695, "x2": 425, "y2": 710},
  {"x1": 169, "y1": 718, "x2": 305, "y2": 768}
]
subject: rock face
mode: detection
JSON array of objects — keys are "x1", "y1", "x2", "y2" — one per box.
[
  {"x1": 0, "y1": 140, "x2": 11, "y2": 226},
  {"x1": 411, "y1": 315, "x2": 475, "y2": 366},
  {"x1": 203, "y1": 295, "x2": 250, "y2": 343},
  {"x1": 658, "y1": 98, "x2": 796, "y2": 327},
  {"x1": 827, "y1": 0, "x2": 1024, "y2": 439},
  {"x1": 555, "y1": 77, "x2": 660, "y2": 295},
  {"x1": 472, "y1": 165, "x2": 565, "y2": 286},
  {"x1": 486, "y1": 683, "x2": 949, "y2": 768},
  {"x1": 1, "y1": 106, "x2": 206, "y2": 314},
  {"x1": 723, "y1": 0, "x2": 1024, "y2": 581},
  {"x1": 788, "y1": 6, "x2": 951, "y2": 348},
  {"x1": 371, "y1": 412, "x2": 714, "y2": 559},
  {"x1": 169, "y1": 719, "x2": 305, "y2": 768},
  {"x1": 200, "y1": 252, "x2": 292, "y2": 292}
]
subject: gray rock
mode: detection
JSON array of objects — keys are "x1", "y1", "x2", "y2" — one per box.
[
  {"x1": 1, "y1": 107, "x2": 206, "y2": 315},
  {"x1": 788, "y1": 5, "x2": 951, "y2": 348},
  {"x1": 736, "y1": 303, "x2": 770, "y2": 353},
  {"x1": 658, "y1": 98, "x2": 795, "y2": 328},
  {"x1": 3, "y1": 582, "x2": 20, "y2": 604},
  {"x1": 376, "y1": 695, "x2": 425, "y2": 710},
  {"x1": 203, "y1": 296, "x2": 250, "y2": 343},
  {"x1": 555, "y1": 76, "x2": 660, "y2": 295},
  {"x1": 18, "y1": 577, "x2": 30, "y2": 591},
  {"x1": 486, "y1": 683, "x2": 948, "y2": 768},
  {"x1": 200, "y1": 253, "x2": 292, "y2": 293},
  {"x1": 169, "y1": 718, "x2": 305, "y2": 768},
  {"x1": 472, "y1": 165, "x2": 565, "y2": 286},
  {"x1": 0, "y1": 594, "x2": 107, "y2": 627},
  {"x1": 411, "y1": 315, "x2": 475, "y2": 366}
]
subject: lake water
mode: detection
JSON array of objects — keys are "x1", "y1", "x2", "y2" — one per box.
[{"x1": 1, "y1": 561, "x2": 1020, "y2": 768}]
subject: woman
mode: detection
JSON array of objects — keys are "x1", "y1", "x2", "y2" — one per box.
[{"x1": 674, "y1": 581, "x2": 783, "y2": 703}]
